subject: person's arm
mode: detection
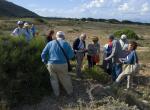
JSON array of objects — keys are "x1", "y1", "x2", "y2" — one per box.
[
  {"x1": 122, "y1": 52, "x2": 134, "y2": 64},
  {"x1": 66, "y1": 43, "x2": 74, "y2": 60},
  {"x1": 41, "y1": 44, "x2": 49, "y2": 64},
  {"x1": 105, "y1": 42, "x2": 116, "y2": 60},
  {"x1": 11, "y1": 28, "x2": 18, "y2": 36}
]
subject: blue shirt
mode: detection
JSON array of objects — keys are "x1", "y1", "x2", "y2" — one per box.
[
  {"x1": 41, "y1": 39, "x2": 74, "y2": 64},
  {"x1": 23, "y1": 28, "x2": 33, "y2": 41},
  {"x1": 123, "y1": 50, "x2": 138, "y2": 64}
]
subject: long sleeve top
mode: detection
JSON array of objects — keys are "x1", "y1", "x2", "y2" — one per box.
[
  {"x1": 122, "y1": 50, "x2": 138, "y2": 64},
  {"x1": 73, "y1": 38, "x2": 86, "y2": 51},
  {"x1": 106, "y1": 39, "x2": 123, "y2": 63},
  {"x1": 23, "y1": 28, "x2": 33, "y2": 41},
  {"x1": 11, "y1": 27, "x2": 24, "y2": 37},
  {"x1": 41, "y1": 39, "x2": 74, "y2": 64}
]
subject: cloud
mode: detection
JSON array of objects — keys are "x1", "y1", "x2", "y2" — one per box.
[
  {"x1": 118, "y1": 3, "x2": 129, "y2": 11},
  {"x1": 83, "y1": 0, "x2": 105, "y2": 9},
  {"x1": 141, "y1": 2, "x2": 150, "y2": 13},
  {"x1": 31, "y1": 0, "x2": 150, "y2": 22},
  {"x1": 113, "y1": 0, "x2": 121, "y2": 3}
]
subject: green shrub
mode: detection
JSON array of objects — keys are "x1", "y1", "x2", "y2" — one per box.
[
  {"x1": 114, "y1": 29, "x2": 139, "y2": 40},
  {"x1": 83, "y1": 66, "x2": 110, "y2": 84},
  {"x1": 0, "y1": 36, "x2": 51, "y2": 107}
]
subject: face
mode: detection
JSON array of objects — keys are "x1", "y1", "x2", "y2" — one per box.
[
  {"x1": 18, "y1": 24, "x2": 23, "y2": 28},
  {"x1": 81, "y1": 35, "x2": 86, "y2": 41},
  {"x1": 108, "y1": 39, "x2": 113, "y2": 42},
  {"x1": 128, "y1": 44, "x2": 134, "y2": 51}
]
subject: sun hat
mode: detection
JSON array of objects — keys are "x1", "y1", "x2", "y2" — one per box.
[
  {"x1": 23, "y1": 22, "x2": 30, "y2": 27},
  {"x1": 17, "y1": 21, "x2": 23, "y2": 25},
  {"x1": 121, "y1": 34, "x2": 127, "y2": 40}
]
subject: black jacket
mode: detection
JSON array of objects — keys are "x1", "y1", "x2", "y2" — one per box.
[{"x1": 73, "y1": 38, "x2": 86, "y2": 50}]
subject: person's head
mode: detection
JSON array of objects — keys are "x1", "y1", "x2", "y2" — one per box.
[
  {"x1": 48, "y1": 30, "x2": 55, "y2": 37},
  {"x1": 91, "y1": 36, "x2": 99, "y2": 43},
  {"x1": 128, "y1": 41, "x2": 138, "y2": 51},
  {"x1": 107, "y1": 34, "x2": 114, "y2": 42},
  {"x1": 56, "y1": 31, "x2": 65, "y2": 39},
  {"x1": 80, "y1": 33, "x2": 86, "y2": 41},
  {"x1": 23, "y1": 22, "x2": 30, "y2": 28},
  {"x1": 17, "y1": 21, "x2": 24, "y2": 28},
  {"x1": 121, "y1": 34, "x2": 127, "y2": 41}
]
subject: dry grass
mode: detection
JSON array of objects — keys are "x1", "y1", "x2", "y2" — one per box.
[{"x1": 0, "y1": 18, "x2": 150, "y2": 110}]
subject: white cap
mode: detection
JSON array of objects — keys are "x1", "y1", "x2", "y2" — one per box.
[
  {"x1": 56, "y1": 31, "x2": 65, "y2": 39},
  {"x1": 17, "y1": 21, "x2": 23, "y2": 25},
  {"x1": 121, "y1": 34, "x2": 127, "y2": 40},
  {"x1": 24, "y1": 22, "x2": 29, "y2": 27}
]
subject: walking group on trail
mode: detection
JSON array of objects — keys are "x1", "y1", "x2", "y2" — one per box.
[{"x1": 11, "y1": 21, "x2": 140, "y2": 97}]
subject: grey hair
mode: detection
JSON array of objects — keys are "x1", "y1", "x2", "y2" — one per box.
[
  {"x1": 80, "y1": 33, "x2": 86, "y2": 39},
  {"x1": 56, "y1": 31, "x2": 65, "y2": 39}
]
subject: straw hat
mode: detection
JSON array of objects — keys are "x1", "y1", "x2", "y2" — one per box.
[{"x1": 23, "y1": 22, "x2": 30, "y2": 27}]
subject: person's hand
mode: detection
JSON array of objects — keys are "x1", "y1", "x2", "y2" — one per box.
[
  {"x1": 119, "y1": 58, "x2": 122, "y2": 63},
  {"x1": 83, "y1": 49, "x2": 88, "y2": 53},
  {"x1": 105, "y1": 58, "x2": 109, "y2": 61}
]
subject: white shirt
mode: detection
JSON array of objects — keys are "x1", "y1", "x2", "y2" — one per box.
[
  {"x1": 119, "y1": 39, "x2": 128, "y2": 50},
  {"x1": 78, "y1": 40, "x2": 84, "y2": 50},
  {"x1": 11, "y1": 27, "x2": 24, "y2": 37}
]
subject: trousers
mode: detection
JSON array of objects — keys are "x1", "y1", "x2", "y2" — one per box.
[{"x1": 47, "y1": 63, "x2": 73, "y2": 96}]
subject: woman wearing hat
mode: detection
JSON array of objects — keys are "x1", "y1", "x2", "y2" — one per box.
[
  {"x1": 23, "y1": 22, "x2": 33, "y2": 41},
  {"x1": 87, "y1": 36, "x2": 100, "y2": 68}
]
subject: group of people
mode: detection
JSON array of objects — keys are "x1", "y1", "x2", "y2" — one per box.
[
  {"x1": 103, "y1": 34, "x2": 139, "y2": 89},
  {"x1": 41, "y1": 30, "x2": 139, "y2": 96},
  {"x1": 11, "y1": 21, "x2": 36, "y2": 41}
]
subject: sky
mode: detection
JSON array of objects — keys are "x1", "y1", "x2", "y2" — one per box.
[{"x1": 7, "y1": 0, "x2": 150, "y2": 23}]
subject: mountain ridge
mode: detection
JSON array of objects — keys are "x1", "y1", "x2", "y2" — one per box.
[{"x1": 0, "y1": 0, "x2": 39, "y2": 17}]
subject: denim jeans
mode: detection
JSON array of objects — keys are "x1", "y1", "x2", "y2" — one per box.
[{"x1": 112, "y1": 63, "x2": 122, "y2": 81}]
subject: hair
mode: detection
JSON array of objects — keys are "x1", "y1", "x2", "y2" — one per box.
[
  {"x1": 48, "y1": 30, "x2": 54, "y2": 36},
  {"x1": 129, "y1": 41, "x2": 138, "y2": 50},
  {"x1": 56, "y1": 31, "x2": 65, "y2": 39},
  {"x1": 92, "y1": 36, "x2": 99, "y2": 42},
  {"x1": 80, "y1": 33, "x2": 86, "y2": 39},
  {"x1": 108, "y1": 34, "x2": 114, "y2": 40}
]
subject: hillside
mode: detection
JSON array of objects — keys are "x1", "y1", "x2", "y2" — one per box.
[{"x1": 0, "y1": 0, "x2": 39, "y2": 17}]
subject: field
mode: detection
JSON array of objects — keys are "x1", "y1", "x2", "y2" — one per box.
[{"x1": 0, "y1": 18, "x2": 150, "y2": 110}]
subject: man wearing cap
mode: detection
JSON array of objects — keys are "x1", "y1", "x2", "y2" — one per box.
[
  {"x1": 11, "y1": 21, "x2": 24, "y2": 36},
  {"x1": 73, "y1": 33, "x2": 87, "y2": 78},
  {"x1": 105, "y1": 35, "x2": 123, "y2": 81},
  {"x1": 119, "y1": 34, "x2": 128, "y2": 51},
  {"x1": 41, "y1": 31, "x2": 74, "y2": 96}
]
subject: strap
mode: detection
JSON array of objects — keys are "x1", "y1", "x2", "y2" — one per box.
[
  {"x1": 134, "y1": 52, "x2": 138, "y2": 64},
  {"x1": 56, "y1": 40, "x2": 69, "y2": 63}
]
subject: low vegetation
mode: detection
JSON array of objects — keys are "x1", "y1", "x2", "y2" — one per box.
[
  {"x1": 114, "y1": 29, "x2": 139, "y2": 40},
  {"x1": 0, "y1": 18, "x2": 149, "y2": 110},
  {"x1": 0, "y1": 36, "x2": 51, "y2": 107},
  {"x1": 83, "y1": 66, "x2": 110, "y2": 84}
]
